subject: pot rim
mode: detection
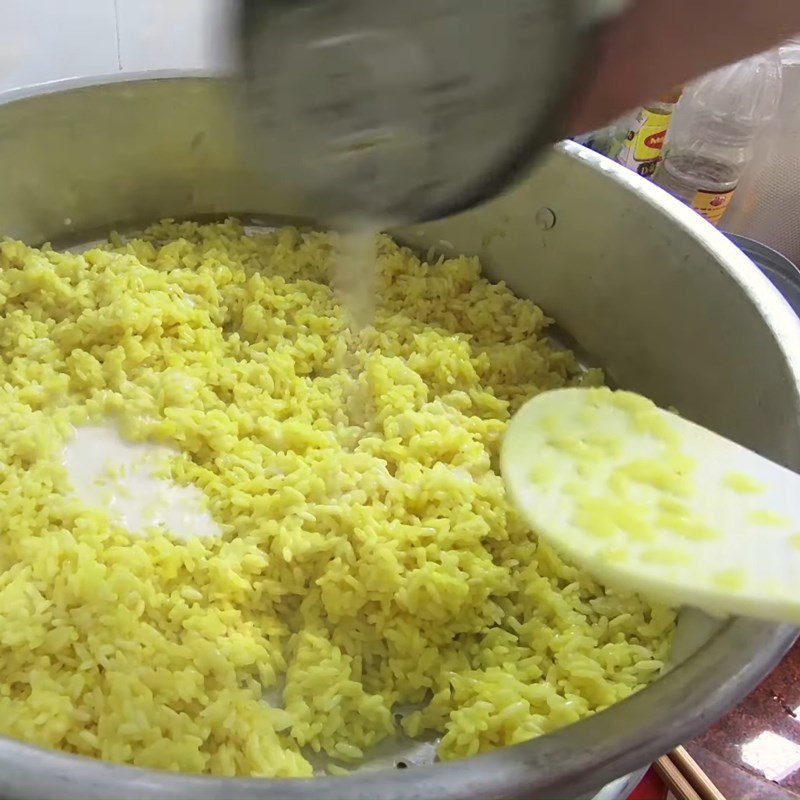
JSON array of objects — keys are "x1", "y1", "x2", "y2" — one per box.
[{"x1": 0, "y1": 75, "x2": 798, "y2": 800}]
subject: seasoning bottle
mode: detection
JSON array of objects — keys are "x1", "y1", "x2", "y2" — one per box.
[
  {"x1": 613, "y1": 87, "x2": 683, "y2": 178},
  {"x1": 654, "y1": 51, "x2": 783, "y2": 227}
]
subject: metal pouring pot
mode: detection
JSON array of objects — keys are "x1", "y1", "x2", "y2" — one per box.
[{"x1": 238, "y1": 0, "x2": 626, "y2": 224}]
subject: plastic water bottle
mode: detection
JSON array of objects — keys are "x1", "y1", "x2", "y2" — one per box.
[
  {"x1": 724, "y1": 39, "x2": 800, "y2": 264},
  {"x1": 654, "y1": 51, "x2": 783, "y2": 227}
]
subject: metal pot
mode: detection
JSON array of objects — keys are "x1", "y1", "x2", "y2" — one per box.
[
  {"x1": 0, "y1": 75, "x2": 798, "y2": 800},
  {"x1": 726, "y1": 234, "x2": 800, "y2": 314}
]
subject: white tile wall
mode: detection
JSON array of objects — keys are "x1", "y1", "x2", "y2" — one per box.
[
  {"x1": 116, "y1": 0, "x2": 235, "y2": 74},
  {"x1": 0, "y1": 0, "x2": 119, "y2": 90},
  {"x1": 0, "y1": 0, "x2": 235, "y2": 93}
]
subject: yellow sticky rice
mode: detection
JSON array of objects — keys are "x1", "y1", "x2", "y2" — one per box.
[{"x1": 0, "y1": 220, "x2": 675, "y2": 777}]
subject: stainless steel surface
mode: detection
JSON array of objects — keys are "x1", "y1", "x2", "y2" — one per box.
[
  {"x1": 238, "y1": 0, "x2": 588, "y2": 224},
  {"x1": 726, "y1": 233, "x2": 800, "y2": 314},
  {"x1": 0, "y1": 75, "x2": 799, "y2": 800}
]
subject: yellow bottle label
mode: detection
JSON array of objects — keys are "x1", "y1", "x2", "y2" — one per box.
[
  {"x1": 633, "y1": 110, "x2": 672, "y2": 161},
  {"x1": 618, "y1": 108, "x2": 672, "y2": 176},
  {"x1": 691, "y1": 189, "x2": 736, "y2": 226}
]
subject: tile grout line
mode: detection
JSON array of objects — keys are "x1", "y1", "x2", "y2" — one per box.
[{"x1": 113, "y1": 0, "x2": 122, "y2": 71}]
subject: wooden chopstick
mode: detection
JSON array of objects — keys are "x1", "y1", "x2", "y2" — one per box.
[
  {"x1": 670, "y1": 746, "x2": 727, "y2": 800},
  {"x1": 654, "y1": 746, "x2": 726, "y2": 800},
  {"x1": 655, "y1": 754, "x2": 703, "y2": 800}
]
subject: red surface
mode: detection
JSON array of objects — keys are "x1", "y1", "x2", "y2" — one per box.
[{"x1": 629, "y1": 768, "x2": 668, "y2": 800}]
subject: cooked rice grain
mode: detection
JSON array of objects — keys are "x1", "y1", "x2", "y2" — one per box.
[{"x1": 0, "y1": 220, "x2": 675, "y2": 776}]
